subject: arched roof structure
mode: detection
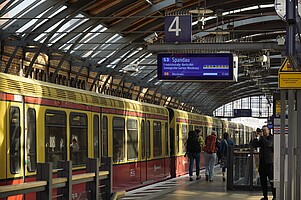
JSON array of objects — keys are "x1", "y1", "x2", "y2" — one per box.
[{"x1": 0, "y1": 0, "x2": 286, "y2": 115}]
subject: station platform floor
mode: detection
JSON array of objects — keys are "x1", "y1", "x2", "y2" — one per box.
[{"x1": 120, "y1": 167, "x2": 274, "y2": 200}]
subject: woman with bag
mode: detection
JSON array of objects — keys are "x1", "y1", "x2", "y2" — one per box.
[
  {"x1": 186, "y1": 130, "x2": 201, "y2": 181},
  {"x1": 219, "y1": 132, "x2": 235, "y2": 181}
]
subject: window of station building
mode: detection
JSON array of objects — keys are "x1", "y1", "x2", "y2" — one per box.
[
  {"x1": 113, "y1": 117, "x2": 125, "y2": 162},
  {"x1": 102, "y1": 116, "x2": 108, "y2": 157},
  {"x1": 45, "y1": 110, "x2": 67, "y2": 169},
  {"x1": 93, "y1": 115, "x2": 100, "y2": 158},
  {"x1": 165, "y1": 122, "x2": 169, "y2": 156},
  {"x1": 182, "y1": 124, "x2": 187, "y2": 154},
  {"x1": 146, "y1": 120, "x2": 151, "y2": 158},
  {"x1": 127, "y1": 119, "x2": 138, "y2": 160},
  {"x1": 10, "y1": 107, "x2": 21, "y2": 174},
  {"x1": 153, "y1": 121, "x2": 162, "y2": 157},
  {"x1": 27, "y1": 108, "x2": 37, "y2": 172},
  {"x1": 70, "y1": 112, "x2": 87, "y2": 166}
]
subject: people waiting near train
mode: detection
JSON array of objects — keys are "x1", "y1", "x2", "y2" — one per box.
[
  {"x1": 70, "y1": 138, "x2": 79, "y2": 164},
  {"x1": 203, "y1": 131, "x2": 218, "y2": 182},
  {"x1": 186, "y1": 130, "x2": 201, "y2": 181},
  {"x1": 219, "y1": 132, "x2": 235, "y2": 181},
  {"x1": 251, "y1": 125, "x2": 275, "y2": 200}
]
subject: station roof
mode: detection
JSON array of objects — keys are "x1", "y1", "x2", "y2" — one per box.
[{"x1": 0, "y1": 0, "x2": 286, "y2": 115}]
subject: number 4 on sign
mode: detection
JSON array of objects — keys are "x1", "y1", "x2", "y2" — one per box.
[{"x1": 168, "y1": 16, "x2": 181, "y2": 36}]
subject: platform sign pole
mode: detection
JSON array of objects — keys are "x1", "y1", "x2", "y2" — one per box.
[
  {"x1": 296, "y1": 90, "x2": 301, "y2": 200},
  {"x1": 280, "y1": 90, "x2": 286, "y2": 200}
]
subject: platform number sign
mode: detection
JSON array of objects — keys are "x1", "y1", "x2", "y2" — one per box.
[{"x1": 165, "y1": 15, "x2": 192, "y2": 43}]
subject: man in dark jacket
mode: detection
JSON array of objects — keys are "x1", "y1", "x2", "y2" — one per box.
[{"x1": 251, "y1": 125, "x2": 275, "y2": 200}]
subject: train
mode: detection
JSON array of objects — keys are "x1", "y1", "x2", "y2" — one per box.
[{"x1": 0, "y1": 72, "x2": 253, "y2": 199}]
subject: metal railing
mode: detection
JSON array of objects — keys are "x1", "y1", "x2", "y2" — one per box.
[
  {"x1": 227, "y1": 146, "x2": 262, "y2": 191},
  {"x1": 0, "y1": 157, "x2": 113, "y2": 200}
]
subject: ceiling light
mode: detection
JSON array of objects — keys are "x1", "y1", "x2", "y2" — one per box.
[{"x1": 189, "y1": 8, "x2": 213, "y2": 14}]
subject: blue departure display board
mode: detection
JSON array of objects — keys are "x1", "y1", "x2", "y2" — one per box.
[{"x1": 157, "y1": 53, "x2": 234, "y2": 81}]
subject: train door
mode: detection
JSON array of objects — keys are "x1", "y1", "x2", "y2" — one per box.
[
  {"x1": 163, "y1": 122, "x2": 170, "y2": 178},
  {"x1": 6, "y1": 97, "x2": 25, "y2": 187},
  {"x1": 169, "y1": 127, "x2": 176, "y2": 178},
  {"x1": 140, "y1": 119, "x2": 146, "y2": 183}
]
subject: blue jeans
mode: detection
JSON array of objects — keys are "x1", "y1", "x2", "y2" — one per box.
[
  {"x1": 204, "y1": 152, "x2": 217, "y2": 180},
  {"x1": 188, "y1": 152, "x2": 200, "y2": 177}
]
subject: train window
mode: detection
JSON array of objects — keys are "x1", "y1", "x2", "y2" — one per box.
[
  {"x1": 45, "y1": 110, "x2": 66, "y2": 169},
  {"x1": 176, "y1": 124, "x2": 180, "y2": 154},
  {"x1": 153, "y1": 121, "x2": 162, "y2": 157},
  {"x1": 102, "y1": 116, "x2": 108, "y2": 157},
  {"x1": 10, "y1": 107, "x2": 21, "y2": 174},
  {"x1": 146, "y1": 120, "x2": 150, "y2": 158},
  {"x1": 189, "y1": 125, "x2": 193, "y2": 131},
  {"x1": 93, "y1": 115, "x2": 99, "y2": 158},
  {"x1": 165, "y1": 122, "x2": 168, "y2": 156},
  {"x1": 182, "y1": 124, "x2": 188, "y2": 154},
  {"x1": 27, "y1": 108, "x2": 36, "y2": 172},
  {"x1": 113, "y1": 117, "x2": 125, "y2": 162},
  {"x1": 70, "y1": 112, "x2": 88, "y2": 166},
  {"x1": 127, "y1": 119, "x2": 138, "y2": 160},
  {"x1": 141, "y1": 120, "x2": 146, "y2": 159}
]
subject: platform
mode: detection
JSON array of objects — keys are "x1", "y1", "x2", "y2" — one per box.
[{"x1": 121, "y1": 167, "x2": 274, "y2": 200}]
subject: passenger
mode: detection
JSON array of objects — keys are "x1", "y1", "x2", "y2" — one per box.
[
  {"x1": 70, "y1": 138, "x2": 79, "y2": 151},
  {"x1": 70, "y1": 138, "x2": 79, "y2": 164},
  {"x1": 195, "y1": 129, "x2": 204, "y2": 153},
  {"x1": 203, "y1": 131, "x2": 218, "y2": 182},
  {"x1": 216, "y1": 137, "x2": 222, "y2": 163},
  {"x1": 219, "y1": 132, "x2": 235, "y2": 181},
  {"x1": 251, "y1": 125, "x2": 275, "y2": 200},
  {"x1": 186, "y1": 130, "x2": 201, "y2": 181}
]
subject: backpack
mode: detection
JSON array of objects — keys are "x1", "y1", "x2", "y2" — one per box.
[{"x1": 203, "y1": 135, "x2": 217, "y2": 154}]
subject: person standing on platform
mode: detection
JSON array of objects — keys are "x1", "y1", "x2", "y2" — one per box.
[
  {"x1": 251, "y1": 125, "x2": 275, "y2": 200},
  {"x1": 203, "y1": 131, "x2": 218, "y2": 182},
  {"x1": 186, "y1": 130, "x2": 202, "y2": 181},
  {"x1": 219, "y1": 132, "x2": 235, "y2": 181},
  {"x1": 195, "y1": 128, "x2": 204, "y2": 153}
]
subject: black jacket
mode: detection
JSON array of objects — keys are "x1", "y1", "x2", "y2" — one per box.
[{"x1": 251, "y1": 134, "x2": 274, "y2": 164}]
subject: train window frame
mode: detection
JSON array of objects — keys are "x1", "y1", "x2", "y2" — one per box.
[
  {"x1": 93, "y1": 114, "x2": 100, "y2": 158},
  {"x1": 70, "y1": 112, "x2": 88, "y2": 166},
  {"x1": 113, "y1": 117, "x2": 125, "y2": 163},
  {"x1": 45, "y1": 110, "x2": 67, "y2": 169},
  {"x1": 182, "y1": 124, "x2": 188, "y2": 154},
  {"x1": 27, "y1": 108, "x2": 37, "y2": 172},
  {"x1": 127, "y1": 118, "x2": 138, "y2": 160},
  {"x1": 146, "y1": 120, "x2": 151, "y2": 159},
  {"x1": 9, "y1": 106, "x2": 21, "y2": 174},
  {"x1": 176, "y1": 124, "x2": 180, "y2": 154},
  {"x1": 141, "y1": 120, "x2": 145, "y2": 159},
  {"x1": 165, "y1": 122, "x2": 169, "y2": 156},
  {"x1": 102, "y1": 115, "x2": 108, "y2": 157},
  {"x1": 153, "y1": 121, "x2": 162, "y2": 157}
]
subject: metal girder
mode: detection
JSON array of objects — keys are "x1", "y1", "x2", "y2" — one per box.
[{"x1": 147, "y1": 42, "x2": 285, "y2": 52}]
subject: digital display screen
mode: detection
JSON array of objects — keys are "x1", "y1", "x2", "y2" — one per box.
[{"x1": 157, "y1": 53, "x2": 234, "y2": 81}]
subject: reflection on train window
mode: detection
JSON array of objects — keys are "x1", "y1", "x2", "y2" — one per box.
[
  {"x1": 127, "y1": 119, "x2": 138, "y2": 160},
  {"x1": 102, "y1": 116, "x2": 108, "y2": 157},
  {"x1": 165, "y1": 122, "x2": 168, "y2": 156},
  {"x1": 113, "y1": 117, "x2": 125, "y2": 162},
  {"x1": 153, "y1": 121, "x2": 162, "y2": 157},
  {"x1": 176, "y1": 124, "x2": 179, "y2": 154},
  {"x1": 182, "y1": 124, "x2": 187, "y2": 154},
  {"x1": 93, "y1": 115, "x2": 99, "y2": 158},
  {"x1": 70, "y1": 112, "x2": 87, "y2": 166},
  {"x1": 141, "y1": 120, "x2": 145, "y2": 159},
  {"x1": 10, "y1": 107, "x2": 20, "y2": 174},
  {"x1": 146, "y1": 120, "x2": 150, "y2": 158},
  {"x1": 189, "y1": 125, "x2": 193, "y2": 131},
  {"x1": 45, "y1": 110, "x2": 66, "y2": 168},
  {"x1": 27, "y1": 108, "x2": 36, "y2": 172}
]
